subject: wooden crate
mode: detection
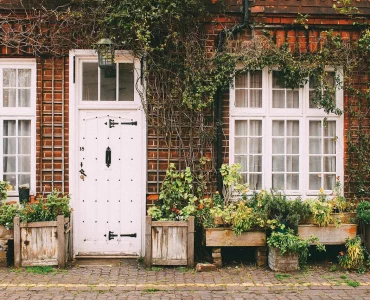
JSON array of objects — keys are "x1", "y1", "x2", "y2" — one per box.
[
  {"x1": 13, "y1": 215, "x2": 72, "y2": 268},
  {"x1": 298, "y1": 224, "x2": 357, "y2": 245},
  {"x1": 145, "y1": 216, "x2": 194, "y2": 267}
]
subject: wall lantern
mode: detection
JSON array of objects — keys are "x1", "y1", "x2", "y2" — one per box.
[{"x1": 96, "y1": 38, "x2": 115, "y2": 69}]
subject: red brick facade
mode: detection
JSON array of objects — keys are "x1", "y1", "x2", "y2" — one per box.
[{"x1": 1, "y1": 0, "x2": 369, "y2": 200}]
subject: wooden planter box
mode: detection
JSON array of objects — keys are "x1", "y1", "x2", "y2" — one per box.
[
  {"x1": 268, "y1": 247, "x2": 299, "y2": 272},
  {"x1": 145, "y1": 216, "x2": 194, "y2": 268},
  {"x1": 298, "y1": 224, "x2": 357, "y2": 245},
  {"x1": 302, "y1": 212, "x2": 357, "y2": 225},
  {"x1": 0, "y1": 225, "x2": 14, "y2": 267},
  {"x1": 205, "y1": 228, "x2": 267, "y2": 267},
  {"x1": 13, "y1": 215, "x2": 72, "y2": 268}
]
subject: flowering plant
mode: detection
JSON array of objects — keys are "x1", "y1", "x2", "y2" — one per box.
[{"x1": 20, "y1": 190, "x2": 71, "y2": 223}]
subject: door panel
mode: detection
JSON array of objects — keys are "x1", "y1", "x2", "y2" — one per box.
[{"x1": 77, "y1": 110, "x2": 142, "y2": 255}]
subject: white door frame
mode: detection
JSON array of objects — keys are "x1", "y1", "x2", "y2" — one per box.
[{"x1": 69, "y1": 49, "x2": 147, "y2": 257}]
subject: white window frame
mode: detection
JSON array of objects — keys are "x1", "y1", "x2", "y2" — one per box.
[
  {"x1": 0, "y1": 59, "x2": 37, "y2": 197},
  {"x1": 230, "y1": 67, "x2": 343, "y2": 198}
]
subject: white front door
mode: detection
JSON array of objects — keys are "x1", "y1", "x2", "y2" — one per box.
[{"x1": 76, "y1": 109, "x2": 142, "y2": 255}]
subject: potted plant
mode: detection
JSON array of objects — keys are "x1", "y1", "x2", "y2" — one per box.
[
  {"x1": 267, "y1": 230, "x2": 325, "y2": 272},
  {"x1": 13, "y1": 190, "x2": 72, "y2": 268},
  {"x1": 145, "y1": 164, "x2": 197, "y2": 267}
]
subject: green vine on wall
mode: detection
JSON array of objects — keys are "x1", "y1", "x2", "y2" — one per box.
[{"x1": 0, "y1": 1, "x2": 369, "y2": 196}]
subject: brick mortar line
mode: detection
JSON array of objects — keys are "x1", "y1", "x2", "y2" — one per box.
[{"x1": 0, "y1": 282, "x2": 368, "y2": 288}]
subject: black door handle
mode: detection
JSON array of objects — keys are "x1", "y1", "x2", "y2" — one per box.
[{"x1": 106, "y1": 147, "x2": 111, "y2": 168}]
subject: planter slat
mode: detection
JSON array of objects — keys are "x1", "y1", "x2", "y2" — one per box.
[
  {"x1": 206, "y1": 228, "x2": 266, "y2": 247},
  {"x1": 151, "y1": 221, "x2": 189, "y2": 227},
  {"x1": 13, "y1": 215, "x2": 71, "y2": 268},
  {"x1": 298, "y1": 224, "x2": 357, "y2": 245},
  {"x1": 20, "y1": 221, "x2": 58, "y2": 228},
  {"x1": 145, "y1": 216, "x2": 194, "y2": 268}
]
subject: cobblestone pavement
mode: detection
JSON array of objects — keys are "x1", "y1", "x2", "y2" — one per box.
[{"x1": 1, "y1": 259, "x2": 370, "y2": 299}]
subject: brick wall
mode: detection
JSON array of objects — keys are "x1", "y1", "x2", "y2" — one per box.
[{"x1": 36, "y1": 56, "x2": 69, "y2": 194}]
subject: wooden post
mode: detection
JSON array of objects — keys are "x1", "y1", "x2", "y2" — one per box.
[
  {"x1": 57, "y1": 215, "x2": 65, "y2": 268},
  {"x1": 145, "y1": 216, "x2": 152, "y2": 268},
  {"x1": 13, "y1": 216, "x2": 21, "y2": 268},
  {"x1": 187, "y1": 216, "x2": 194, "y2": 268}
]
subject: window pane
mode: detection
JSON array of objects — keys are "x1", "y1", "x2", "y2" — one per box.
[
  {"x1": 309, "y1": 121, "x2": 321, "y2": 136},
  {"x1": 249, "y1": 155, "x2": 262, "y2": 172},
  {"x1": 3, "y1": 174, "x2": 16, "y2": 189},
  {"x1": 18, "y1": 69, "x2": 31, "y2": 87},
  {"x1": 324, "y1": 121, "x2": 336, "y2": 137},
  {"x1": 250, "y1": 71, "x2": 262, "y2": 88},
  {"x1": 3, "y1": 69, "x2": 16, "y2": 87},
  {"x1": 119, "y1": 63, "x2": 134, "y2": 101},
  {"x1": 272, "y1": 90, "x2": 285, "y2": 108},
  {"x1": 309, "y1": 174, "x2": 321, "y2": 190},
  {"x1": 249, "y1": 121, "x2": 262, "y2": 136},
  {"x1": 3, "y1": 120, "x2": 16, "y2": 136},
  {"x1": 100, "y1": 68, "x2": 116, "y2": 101},
  {"x1": 287, "y1": 121, "x2": 299, "y2": 136},
  {"x1": 235, "y1": 138, "x2": 247, "y2": 154},
  {"x1": 249, "y1": 138, "x2": 262, "y2": 154},
  {"x1": 18, "y1": 174, "x2": 30, "y2": 187},
  {"x1": 250, "y1": 90, "x2": 262, "y2": 108},
  {"x1": 235, "y1": 121, "x2": 248, "y2": 135},
  {"x1": 324, "y1": 138, "x2": 336, "y2": 154},
  {"x1": 272, "y1": 138, "x2": 284, "y2": 154},
  {"x1": 286, "y1": 90, "x2": 299, "y2": 108},
  {"x1": 3, "y1": 89, "x2": 16, "y2": 107},
  {"x1": 18, "y1": 89, "x2": 31, "y2": 107},
  {"x1": 286, "y1": 138, "x2": 299, "y2": 154},
  {"x1": 18, "y1": 137, "x2": 31, "y2": 154},
  {"x1": 3, "y1": 157, "x2": 16, "y2": 172},
  {"x1": 286, "y1": 156, "x2": 299, "y2": 172},
  {"x1": 235, "y1": 75, "x2": 247, "y2": 88},
  {"x1": 272, "y1": 174, "x2": 284, "y2": 189},
  {"x1": 309, "y1": 157, "x2": 321, "y2": 172},
  {"x1": 324, "y1": 157, "x2": 336, "y2": 172},
  {"x1": 18, "y1": 156, "x2": 31, "y2": 172},
  {"x1": 235, "y1": 155, "x2": 248, "y2": 171},
  {"x1": 235, "y1": 90, "x2": 247, "y2": 107},
  {"x1": 18, "y1": 120, "x2": 31, "y2": 136},
  {"x1": 3, "y1": 138, "x2": 16, "y2": 154},
  {"x1": 309, "y1": 138, "x2": 321, "y2": 154},
  {"x1": 287, "y1": 174, "x2": 299, "y2": 190},
  {"x1": 250, "y1": 174, "x2": 262, "y2": 190},
  {"x1": 272, "y1": 156, "x2": 284, "y2": 172},
  {"x1": 82, "y1": 62, "x2": 98, "y2": 101},
  {"x1": 272, "y1": 121, "x2": 284, "y2": 136},
  {"x1": 324, "y1": 174, "x2": 335, "y2": 190}
]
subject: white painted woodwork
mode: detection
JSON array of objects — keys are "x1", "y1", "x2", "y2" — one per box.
[{"x1": 76, "y1": 109, "x2": 142, "y2": 255}]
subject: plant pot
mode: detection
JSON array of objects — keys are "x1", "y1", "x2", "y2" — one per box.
[
  {"x1": 145, "y1": 216, "x2": 194, "y2": 267},
  {"x1": 205, "y1": 228, "x2": 266, "y2": 247},
  {"x1": 18, "y1": 188, "x2": 29, "y2": 204},
  {"x1": 268, "y1": 247, "x2": 299, "y2": 272},
  {"x1": 298, "y1": 224, "x2": 357, "y2": 245},
  {"x1": 13, "y1": 215, "x2": 72, "y2": 268}
]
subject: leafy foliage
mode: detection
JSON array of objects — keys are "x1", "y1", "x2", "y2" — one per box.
[
  {"x1": 338, "y1": 236, "x2": 366, "y2": 271},
  {"x1": 267, "y1": 230, "x2": 325, "y2": 267},
  {"x1": 0, "y1": 202, "x2": 20, "y2": 229},
  {"x1": 20, "y1": 190, "x2": 71, "y2": 223},
  {"x1": 356, "y1": 201, "x2": 370, "y2": 225}
]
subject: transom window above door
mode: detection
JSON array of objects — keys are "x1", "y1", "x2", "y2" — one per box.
[
  {"x1": 82, "y1": 62, "x2": 134, "y2": 101},
  {"x1": 230, "y1": 67, "x2": 343, "y2": 197}
]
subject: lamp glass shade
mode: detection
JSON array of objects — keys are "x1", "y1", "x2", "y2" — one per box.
[{"x1": 96, "y1": 38, "x2": 115, "y2": 69}]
